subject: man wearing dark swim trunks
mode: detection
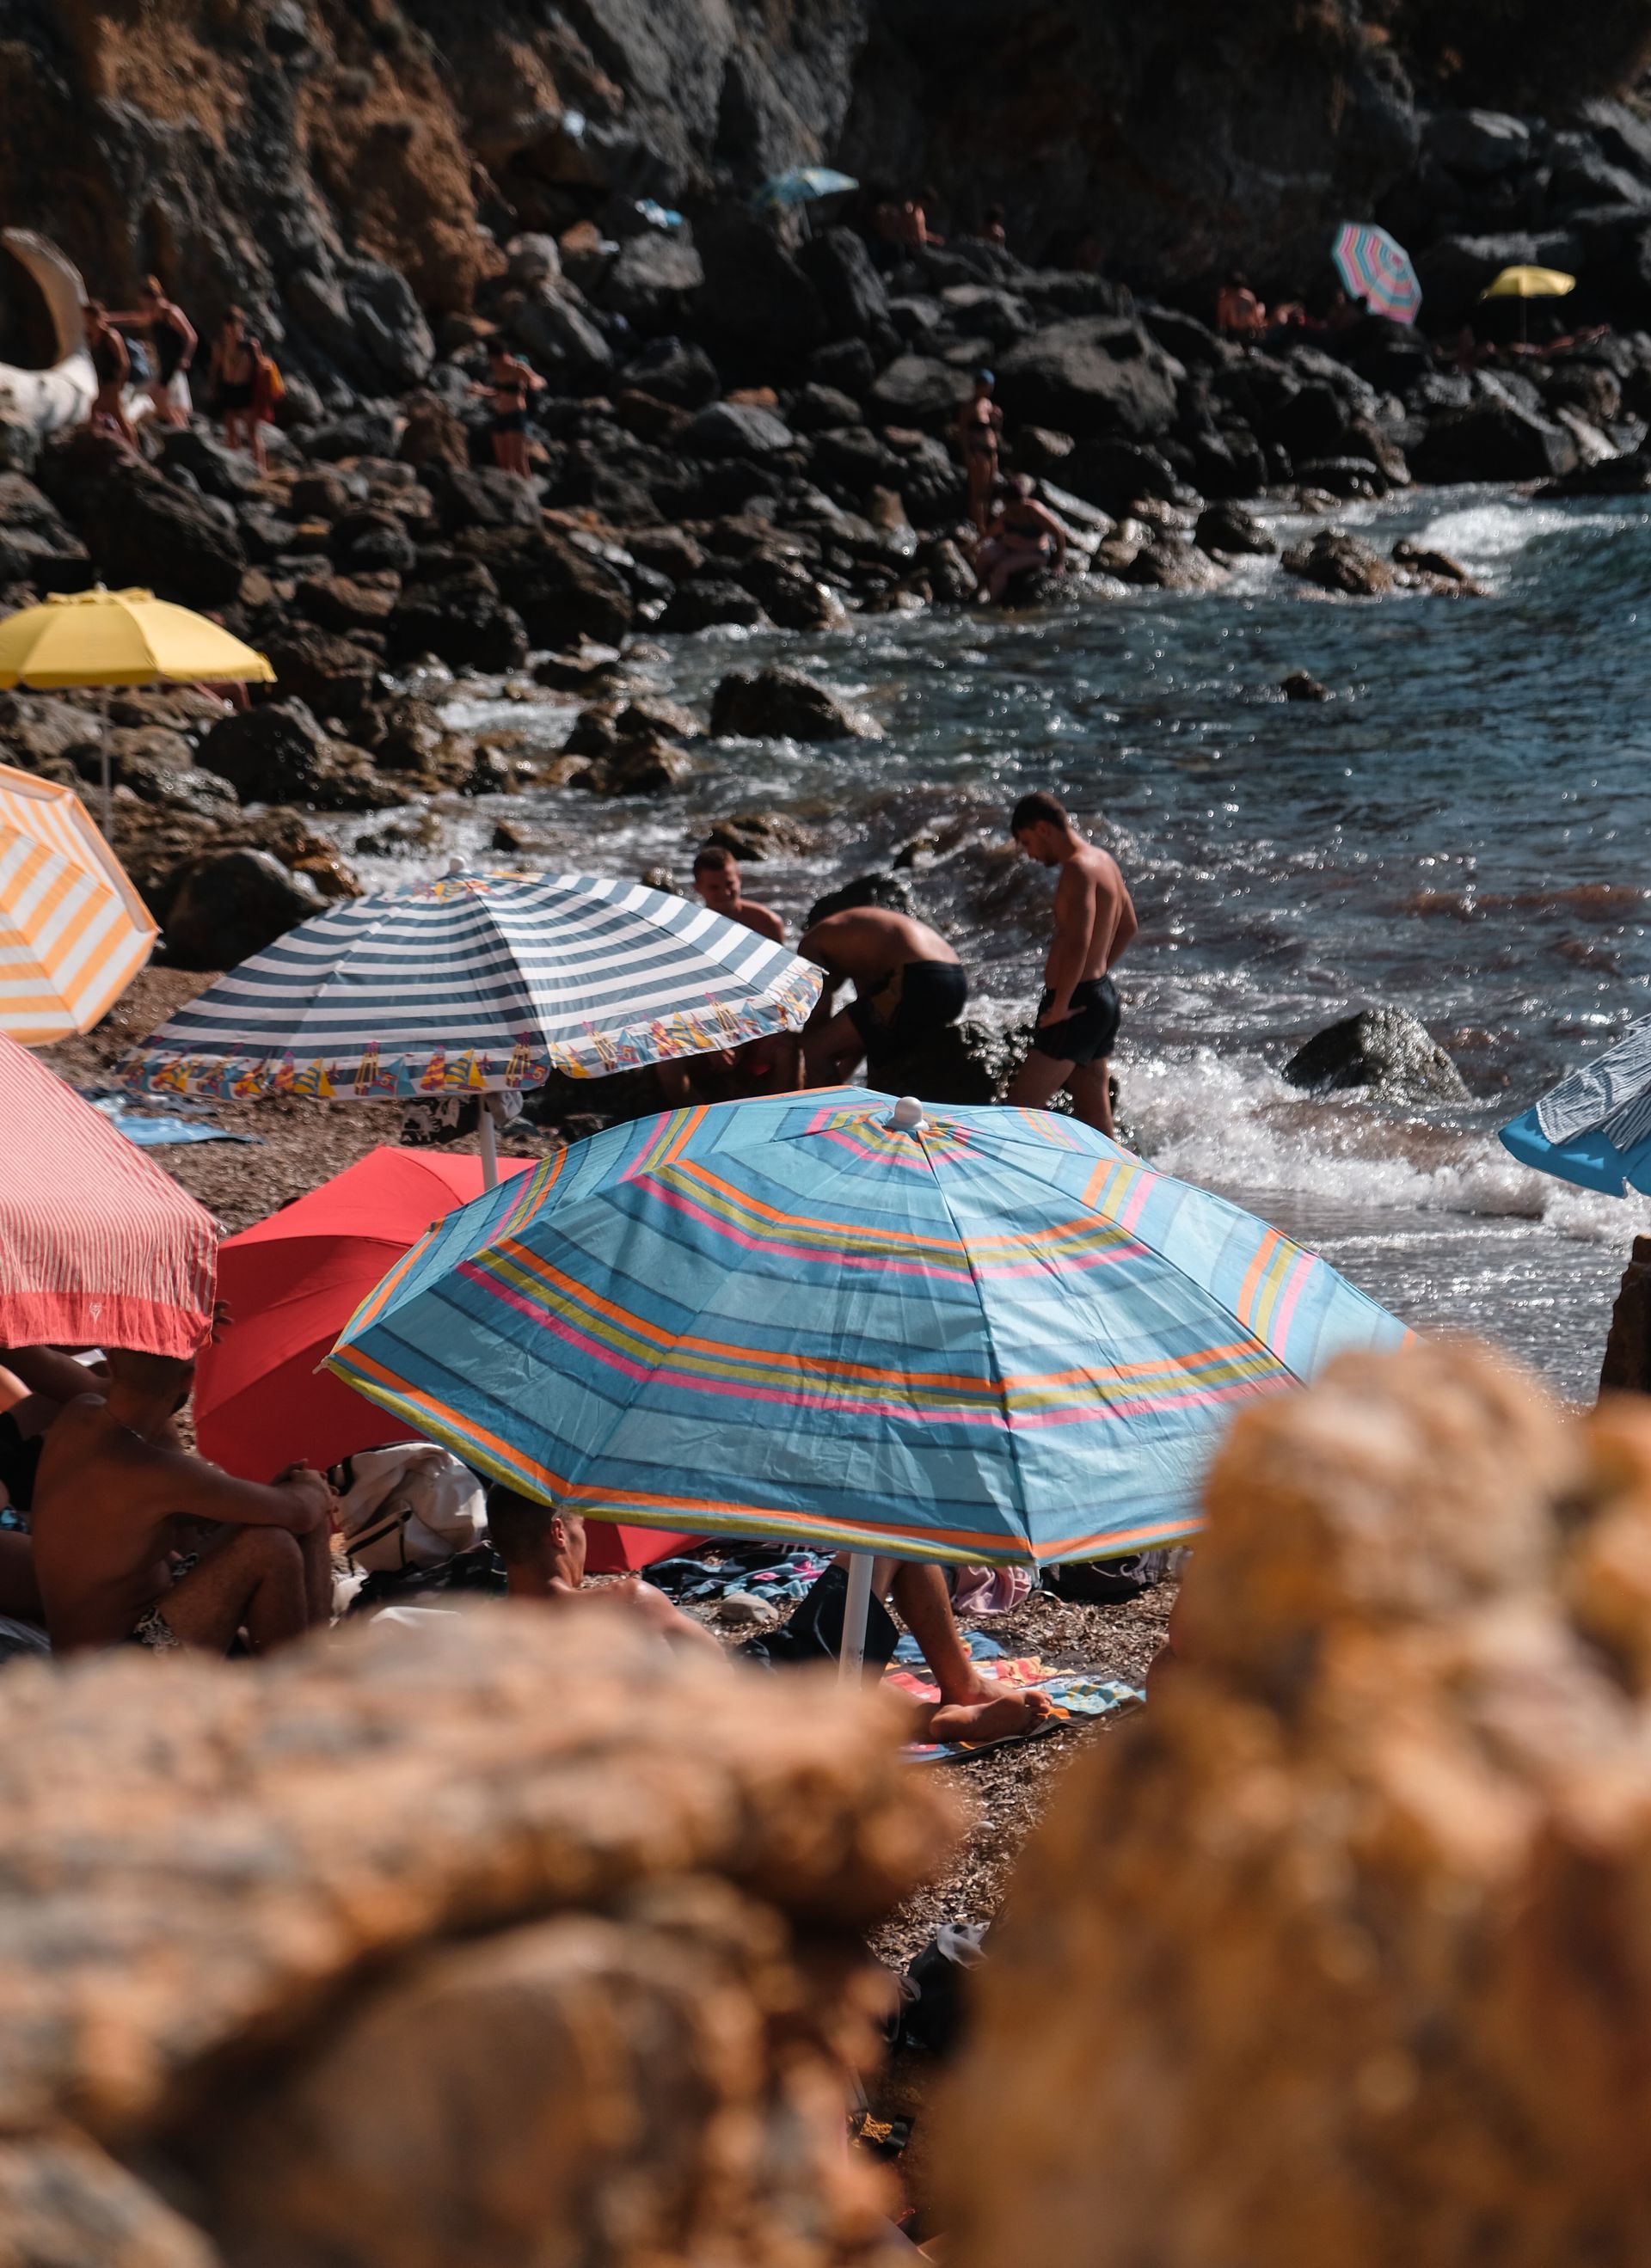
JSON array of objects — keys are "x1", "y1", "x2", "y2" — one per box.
[
  {"x1": 798, "y1": 906, "x2": 968, "y2": 1086},
  {"x1": 1006, "y1": 790, "x2": 1137, "y2": 1137}
]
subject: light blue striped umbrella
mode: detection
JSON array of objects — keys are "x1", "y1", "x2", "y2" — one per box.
[
  {"x1": 753, "y1": 168, "x2": 858, "y2": 212},
  {"x1": 120, "y1": 871, "x2": 821, "y2": 1104},
  {"x1": 1332, "y1": 221, "x2": 1421, "y2": 324},
  {"x1": 327, "y1": 1088, "x2": 1409, "y2": 1569},
  {"x1": 1501, "y1": 1011, "x2": 1651, "y2": 1194}
]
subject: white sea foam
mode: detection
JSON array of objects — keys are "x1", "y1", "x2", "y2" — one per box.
[{"x1": 1421, "y1": 499, "x2": 1623, "y2": 567}]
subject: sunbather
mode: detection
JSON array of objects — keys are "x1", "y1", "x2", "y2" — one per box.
[
  {"x1": 488, "y1": 1485, "x2": 725, "y2": 1658},
  {"x1": 31, "y1": 1350, "x2": 335, "y2": 1654}
]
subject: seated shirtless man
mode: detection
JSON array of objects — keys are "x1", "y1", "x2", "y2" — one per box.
[
  {"x1": 799, "y1": 905, "x2": 967, "y2": 1085},
  {"x1": 31, "y1": 1351, "x2": 335, "y2": 1654},
  {"x1": 488, "y1": 1486, "x2": 724, "y2": 1659},
  {"x1": 1005, "y1": 789, "x2": 1137, "y2": 1137}
]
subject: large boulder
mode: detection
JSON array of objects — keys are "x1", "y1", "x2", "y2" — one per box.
[
  {"x1": 328, "y1": 508, "x2": 419, "y2": 577},
  {"x1": 387, "y1": 567, "x2": 531, "y2": 672},
  {"x1": 1423, "y1": 106, "x2": 1533, "y2": 179},
  {"x1": 1195, "y1": 500, "x2": 1275, "y2": 557},
  {"x1": 508, "y1": 291, "x2": 615, "y2": 382},
  {"x1": 692, "y1": 207, "x2": 826, "y2": 368},
  {"x1": 155, "y1": 426, "x2": 265, "y2": 503},
  {"x1": 1410, "y1": 392, "x2": 1580, "y2": 483},
  {"x1": 621, "y1": 337, "x2": 721, "y2": 410},
  {"x1": 1282, "y1": 1005, "x2": 1470, "y2": 1103},
  {"x1": 1281, "y1": 530, "x2": 1399, "y2": 598},
  {"x1": 683, "y1": 401, "x2": 795, "y2": 458},
  {"x1": 196, "y1": 701, "x2": 400, "y2": 812},
  {"x1": 285, "y1": 256, "x2": 434, "y2": 391},
  {"x1": 162, "y1": 845, "x2": 326, "y2": 967},
  {"x1": 423, "y1": 462, "x2": 543, "y2": 535},
  {"x1": 0, "y1": 472, "x2": 88, "y2": 587},
  {"x1": 798, "y1": 226, "x2": 893, "y2": 343},
  {"x1": 0, "y1": 1609, "x2": 953, "y2": 2268},
  {"x1": 997, "y1": 318, "x2": 1183, "y2": 441},
  {"x1": 58, "y1": 458, "x2": 245, "y2": 607},
  {"x1": 710, "y1": 665, "x2": 882, "y2": 743},
  {"x1": 867, "y1": 354, "x2": 973, "y2": 426},
  {"x1": 258, "y1": 626, "x2": 380, "y2": 724},
  {"x1": 598, "y1": 232, "x2": 705, "y2": 332},
  {"x1": 456, "y1": 526, "x2": 635, "y2": 647},
  {"x1": 659, "y1": 578, "x2": 770, "y2": 632},
  {"x1": 941, "y1": 1339, "x2": 1651, "y2": 2267}
]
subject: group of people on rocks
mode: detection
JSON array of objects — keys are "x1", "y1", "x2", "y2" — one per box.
[
  {"x1": 950, "y1": 369, "x2": 1071, "y2": 601},
  {"x1": 0, "y1": 793, "x2": 1134, "y2": 1741},
  {"x1": 82, "y1": 280, "x2": 280, "y2": 468},
  {"x1": 673, "y1": 789, "x2": 1135, "y2": 1143}
]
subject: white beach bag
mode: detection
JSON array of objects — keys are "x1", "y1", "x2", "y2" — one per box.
[{"x1": 336, "y1": 1443, "x2": 485, "y2": 1572}]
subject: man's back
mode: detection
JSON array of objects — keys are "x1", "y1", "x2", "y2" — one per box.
[
  {"x1": 33, "y1": 1400, "x2": 180, "y2": 1650},
  {"x1": 800, "y1": 906, "x2": 959, "y2": 985}
]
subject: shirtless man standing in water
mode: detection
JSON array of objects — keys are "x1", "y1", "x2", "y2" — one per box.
[
  {"x1": 1006, "y1": 790, "x2": 1137, "y2": 1136},
  {"x1": 32, "y1": 1351, "x2": 335, "y2": 1654}
]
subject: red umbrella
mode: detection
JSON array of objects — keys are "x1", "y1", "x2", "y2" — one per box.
[
  {"x1": 195, "y1": 1145, "x2": 693, "y2": 1573},
  {"x1": 0, "y1": 1033, "x2": 216, "y2": 1358}
]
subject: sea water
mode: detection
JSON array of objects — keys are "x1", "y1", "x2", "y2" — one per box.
[{"x1": 366, "y1": 484, "x2": 1651, "y2": 1401}]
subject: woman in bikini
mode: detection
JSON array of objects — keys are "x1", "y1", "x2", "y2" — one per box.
[
  {"x1": 474, "y1": 340, "x2": 544, "y2": 480},
  {"x1": 954, "y1": 369, "x2": 1003, "y2": 535},
  {"x1": 211, "y1": 306, "x2": 263, "y2": 465},
  {"x1": 83, "y1": 302, "x2": 138, "y2": 451},
  {"x1": 977, "y1": 474, "x2": 1068, "y2": 604}
]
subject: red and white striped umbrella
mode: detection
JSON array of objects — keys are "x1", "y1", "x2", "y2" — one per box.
[{"x1": 0, "y1": 1034, "x2": 217, "y2": 1359}]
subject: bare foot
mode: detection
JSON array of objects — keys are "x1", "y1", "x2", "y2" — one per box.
[{"x1": 925, "y1": 1688, "x2": 1054, "y2": 1746}]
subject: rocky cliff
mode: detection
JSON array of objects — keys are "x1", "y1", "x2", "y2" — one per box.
[{"x1": 4, "y1": 0, "x2": 1651, "y2": 383}]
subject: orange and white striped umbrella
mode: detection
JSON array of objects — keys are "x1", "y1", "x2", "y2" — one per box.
[{"x1": 0, "y1": 763, "x2": 156, "y2": 1042}]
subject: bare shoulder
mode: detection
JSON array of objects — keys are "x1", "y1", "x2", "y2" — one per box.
[{"x1": 741, "y1": 901, "x2": 787, "y2": 946}]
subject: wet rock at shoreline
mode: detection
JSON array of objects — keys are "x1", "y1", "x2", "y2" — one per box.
[
  {"x1": 1195, "y1": 501, "x2": 1274, "y2": 559},
  {"x1": 1280, "y1": 670, "x2": 1330, "y2": 702},
  {"x1": 710, "y1": 665, "x2": 882, "y2": 743},
  {"x1": 703, "y1": 810, "x2": 816, "y2": 860},
  {"x1": 1283, "y1": 1005, "x2": 1470, "y2": 1104},
  {"x1": 196, "y1": 701, "x2": 402, "y2": 812},
  {"x1": 1282, "y1": 529, "x2": 1399, "y2": 598}
]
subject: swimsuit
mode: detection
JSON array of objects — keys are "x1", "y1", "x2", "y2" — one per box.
[
  {"x1": 154, "y1": 316, "x2": 186, "y2": 384},
  {"x1": 847, "y1": 960, "x2": 969, "y2": 1064},
  {"x1": 491, "y1": 407, "x2": 528, "y2": 435},
  {"x1": 90, "y1": 335, "x2": 122, "y2": 387},
  {"x1": 1028, "y1": 976, "x2": 1120, "y2": 1065},
  {"x1": 218, "y1": 377, "x2": 254, "y2": 411},
  {"x1": 0, "y1": 1412, "x2": 42, "y2": 1514},
  {"x1": 128, "y1": 1603, "x2": 182, "y2": 1652}
]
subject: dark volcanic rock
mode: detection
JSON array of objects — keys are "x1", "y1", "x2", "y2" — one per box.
[
  {"x1": 329, "y1": 509, "x2": 419, "y2": 576},
  {"x1": 388, "y1": 567, "x2": 531, "y2": 672},
  {"x1": 683, "y1": 401, "x2": 795, "y2": 457},
  {"x1": 868, "y1": 355, "x2": 973, "y2": 426},
  {"x1": 0, "y1": 473, "x2": 88, "y2": 587},
  {"x1": 693, "y1": 207, "x2": 826, "y2": 367},
  {"x1": 197, "y1": 701, "x2": 400, "y2": 812},
  {"x1": 798, "y1": 227, "x2": 893, "y2": 344},
  {"x1": 1283, "y1": 1007, "x2": 1470, "y2": 1104},
  {"x1": 710, "y1": 665, "x2": 881, "y2": 743},
  {"x1": 1280, "y1": 670, "x2": 1331, "y2": 702},
  {"x1": 163, "y1": 847, "x2": 327, "y2": 968},
  {"x1": 457, "y1": 528, "x2": 635, "y2": 647},
  {"x1": 622, "y1": 338, "x2": 721, "y2": 410},
  {"x1": 1282, "y1": 530, "x2": 1399, "y2": 598},
  {"x1": 997, "y1": 319, "x2": 1182, "y2": 441},
  {"x1": 56, "y1": 455, "x2": 244, "y2": 607},
  {"x1": 599, "y1": 233, "x2": 705, "y2": 333},
  {"x1": 1411, "y1": 394, "x2": 1580, "y2": 484},
  {"x1": 424, "y1": 463, "x2": 543, "y2": 535},
  {"x1": 1195, "y1": 501, "x2": 1275, "y2": 558},
  {"x1": 660, "y1": 579, "x2": 770, "y2": 632},
  {"x1": 1123, "y1": 536, "x2": 1226, "y2": 592},
  {"x1": 259, "y1": 626, "x2": 380, "y2": 724}
]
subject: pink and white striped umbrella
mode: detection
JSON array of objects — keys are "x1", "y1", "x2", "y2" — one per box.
[
  {"x1": 0, "y1": 1034, "x2": 216, "y2": 1359},
  {"x1": 1332, "y1": 222, "x2": 1421, "y2": 325}
]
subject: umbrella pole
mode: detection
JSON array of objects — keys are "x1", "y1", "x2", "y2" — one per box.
[
  {"x1": 479, "y1": 1098, "x2": 499, "y2": 1191},
  {"x1": 839, "y1": 1550, "x2": 875, "y2": 1683},
  {"x1": 100, "y1": 741, "x2": 114, "y2": 843}
]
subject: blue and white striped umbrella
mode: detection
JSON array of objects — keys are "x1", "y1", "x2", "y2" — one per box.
[
  {"x1": 120, "y1": 871, "x2": 822, "y2": 1101},
  {"x1": 1501, "y1": 1011, "x2": 1651, "y2": 1195},
  {"x1": 753, "y1": 168, "x2": 858, "y2": 212}
]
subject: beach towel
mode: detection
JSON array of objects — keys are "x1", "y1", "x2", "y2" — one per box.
[{"x1": 887, "y1": 1630, "x2": 1142, "y2": 1762}]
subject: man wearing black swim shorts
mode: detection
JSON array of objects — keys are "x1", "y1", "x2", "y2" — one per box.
[
  {"x1": 1005, "y1": 790, "x2": 1137, "y2": 1137},
  {"x1": 798, "y1": 905, "x2": 969, "y2": 1086}
]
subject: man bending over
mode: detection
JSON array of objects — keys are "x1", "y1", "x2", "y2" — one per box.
[
  {"x1": 32, "y1": 1351, "x2": 335, "y2": 1654},
  {"x1": 1005, "y1": 790, "x2": 1137, "y2": 1136},
  {"x1": 799, "y1": 905, "x2": 967, "y2": 1085}
]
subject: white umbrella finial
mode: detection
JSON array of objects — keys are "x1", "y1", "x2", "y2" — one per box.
[{"x1": 890, "y1": 1094, "x2": 926, "y2": 1132}]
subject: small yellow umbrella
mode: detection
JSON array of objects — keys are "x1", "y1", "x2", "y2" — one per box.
[
  {"x1": 0, "y1": 761, "x2": 157, "y2": 1041},
  {"x1": 1481, "y1": 265, "x2": 1577, "y2": 345},
  {"x1": 0, "y1": 585, "x2": 274, "y2": 837},
  {"x1": 0, "y1": 585, "x2": 274, "y2": 690}
]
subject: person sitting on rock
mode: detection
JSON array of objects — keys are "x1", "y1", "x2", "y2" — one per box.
[
  {"x1": 1215, "y1": 272, "x2": 1266, "y2": 340},
  {"x1": 745, "y1": 1553, "x2": 1055, "y2": 1747},
  {"x1": 31, "y1": 1350, "x2": 336, "y2": 1655},
  {"x1": 475, "y1": 339, "x2": 544, "y2": 481},
  {"x1": 976, "y1": 475, "x2": 1068, "y2": 604},
  {"x1": 691, "y1": 845, "x2": 786, "y2": 944},
  {"x1": 83, "y1": 301, "x2": 138, "y2": 451},
  {"x1": 954, "y1": 371, "x2": 1003, "y2": 536},
  {"x1": 487, "y1": 1486, "x2": 723, "y2": 1658},
  {"x1": 798, "y1": 904, "x2": 968, "y2": 1085}
]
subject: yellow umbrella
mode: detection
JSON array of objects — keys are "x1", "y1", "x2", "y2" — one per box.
[
  {"x1": 1482, "y1": 265, "x2": 1576, "y2": 299},
  {"x1": 0, "y1": 585, "x2": 274, "y2": 690},
  {"x1": 0, "y1": 762, "x2": 157, "y2": 1041}
]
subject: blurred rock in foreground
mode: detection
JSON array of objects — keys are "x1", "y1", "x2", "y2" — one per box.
[
  {"x1": 0, "y1": 1605, "x2": 956, "y2": 2268},
  {"x1": 940, "y1": 1338, "x2": 1651, "y2": 2268}
]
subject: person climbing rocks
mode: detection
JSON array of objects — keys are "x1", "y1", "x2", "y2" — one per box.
[{"x1": 954, "y1": 370, "x2": 1003, "y2": 536}]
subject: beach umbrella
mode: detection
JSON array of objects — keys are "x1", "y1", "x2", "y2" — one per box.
[
  {"x1": 120, "y1": 870, "x2": 823, "y2": 1186},
  {"x1": 752, "y1": 167, "x2": 858, "y2": 212},
  {"x1": 325, "y1": 1088, "x2": 1409, "y2": 1617},
  {"x1": 1332, "y1": 221, "x2": 1422, "y2": 324},
  {"x1": 0, "y1": 1032, "x2": 216, "y2": 1358},
  {"x1": 0, "y1": 585, "x2": 273, "y2": 836},
  {"x1": 1501, "y1": 1012, "x2": 1651, "y2": 1194},
  {"x1": 1482, "y1": 264, "x2": 1576, "y2": 344},
  {"x1": 195, "y1": 1144, "x2": 693, "y2": 1571},
  {"x1": 0, "y1": 762, "x2": 156, "y2": 1042}
]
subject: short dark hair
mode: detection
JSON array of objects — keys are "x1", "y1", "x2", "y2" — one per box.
[
  {"x1": 487, "y1": 1482, "x2": 573, "y2": 1562},
  {"x1": 1010, "y1": 790, "x2": 1069, "y2": 836},
  {"x1": 692, "y1": 844, "x2": 737, "y2": 876}
]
